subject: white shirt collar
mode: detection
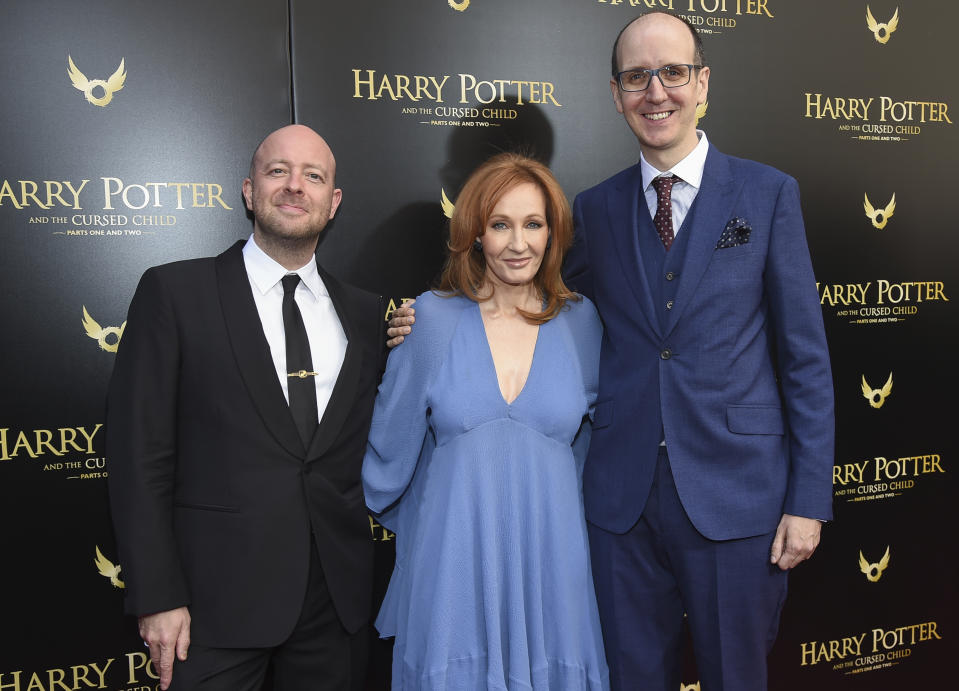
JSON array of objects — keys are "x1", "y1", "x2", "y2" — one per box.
[
  {"x1": 242, "y1": 235, "x2": 327, "y2": 299},
  {"x1": 640, "y1": 129, "x2": 710, "y2": 191}
]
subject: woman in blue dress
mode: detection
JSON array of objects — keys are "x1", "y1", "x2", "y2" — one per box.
[{"x1": 363, "y1": 153, "x2": 608, "y2": 690}]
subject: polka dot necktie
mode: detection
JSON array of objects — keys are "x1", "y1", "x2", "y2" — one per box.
[{"x1": 652, "y1": 174, "x2": 679, "y2": 250}]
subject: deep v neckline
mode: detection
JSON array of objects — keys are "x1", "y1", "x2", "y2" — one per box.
[{"x1": 475, "y1": 304, "x2": 542, "y2": 406}]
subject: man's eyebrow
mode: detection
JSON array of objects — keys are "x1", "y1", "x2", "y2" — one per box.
[{"x1": 260, "y1": 158, "x2": 329, "y2": 174}]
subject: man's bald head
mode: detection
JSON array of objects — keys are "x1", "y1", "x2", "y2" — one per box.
[
  {"x1": 242, "y1": 124, "x2": 343, "y2": 266},
  {"x1": 611, "y1": 11, "x2": 705, "y2": 77},
  {"x1": 248, "y1": 124, "x2": 337, "y2": 185}
]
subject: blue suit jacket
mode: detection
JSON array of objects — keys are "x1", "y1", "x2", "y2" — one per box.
[{"x1": 566, "y1": 145, "x2": 834, "y2": 539}]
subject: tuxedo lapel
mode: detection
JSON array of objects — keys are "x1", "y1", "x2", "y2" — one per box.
[
  {"x1": 606, "y1": 164, "x2": 661, "y2": 337},
  {"x1": 306, "y1": 264, "x2": 364, "y2": 461},
  {"x1": 216, "y1": 241, "x2": 305, "y2": 458},
  {"x1": 664, "y1": 148, "x2": 742, "y2": 336}
]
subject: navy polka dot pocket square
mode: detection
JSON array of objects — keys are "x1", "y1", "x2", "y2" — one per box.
[{"x1": 716, "y1": 217, "x2": 752, "y2": 249}]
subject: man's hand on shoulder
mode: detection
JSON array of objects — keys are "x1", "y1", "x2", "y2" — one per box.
[
  {"x1": 139, "y1": 606, "x2": 191, "y2": 690},
  {"x1": 386, "y1": 299, "x2": 416, "y2": 348},
  {"x1": 770, "y1": 514, "x2": 822, "y2": 571}
]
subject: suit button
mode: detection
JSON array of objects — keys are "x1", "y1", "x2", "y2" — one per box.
[
  {"x1": 660, "y1": 349, "x2": 672, "y2": 360},
  {"x1": 665, "y1": 271, "x2": 675, "y2": 280},
  {"x1": 666, "y1": 300, "x2": 674, "y2": 310}
]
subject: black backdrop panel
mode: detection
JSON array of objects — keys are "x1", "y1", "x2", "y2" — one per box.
[{"x1": 0, "y1": 0, "x2": 291, "y2": 680}]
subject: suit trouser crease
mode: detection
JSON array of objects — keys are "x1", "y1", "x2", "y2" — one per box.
[{"x1": 588, "y1": 448, "x2": 788, "y2": 691}]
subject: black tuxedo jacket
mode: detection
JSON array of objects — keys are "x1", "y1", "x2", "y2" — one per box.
[{"x1": 106, "y1": 240, "x2": 384, "y2": 646}]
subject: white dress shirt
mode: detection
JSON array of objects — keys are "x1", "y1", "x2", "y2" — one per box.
[
  {"x1": 640, "y1": 130, "x2": 710, "y2": 240},
  {"x1": 242, "y1": 235, "x2": 347, "y2": 422}
]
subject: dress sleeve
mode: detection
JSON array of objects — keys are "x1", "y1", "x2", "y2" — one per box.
[
  {"x1": 362, "y1": 294, "x2": 443, "y2": 519},
  {"x1": 566, "y1": 297, "x2": 603, "y2": 482}
]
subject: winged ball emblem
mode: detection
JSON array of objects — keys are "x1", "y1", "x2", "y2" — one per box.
[
  {"x1": 67, "y1": 56, "x2": 126, "y2": 107},
  {"x1": 863, "y1": 193, "x2": 896, "y2": 230},
  {"x1": 82, "y1": 306, "x2": 126, "y2": 353},
  {"x1": 859, "y1": 547, "x2": 891, "y2": 582},
  {"x1": 866, "y1": 6, "x2": 899, "y2": 44},
  {"x1": 441, "y1": 188, "x2": 455, "y2": 219},
  {"x1": 95, "y1": 546, "x2": 125, "y2": 588},
  {"x1": 861, "y1": 373, "x2": 893, "y2": 409},
  {"x1": 695, "y1": 101, "x2": 708, "y2": 125}
]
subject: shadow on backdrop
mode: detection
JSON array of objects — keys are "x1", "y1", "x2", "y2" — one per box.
[{"x1": 344, "y1": 103, "x2": 555, "y2": 300}]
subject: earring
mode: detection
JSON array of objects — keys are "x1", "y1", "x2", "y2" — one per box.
[
  {"x1": 546, "y1": 233, "x2": 552, "y2": 250},
  {"x1": 473, "y1": 237, "x2": 482, "y2": 250}
]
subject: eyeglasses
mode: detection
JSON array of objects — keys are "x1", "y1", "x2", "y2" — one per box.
[{"x1": 615, "y1": 64, "x2": 704, "y2": 92}]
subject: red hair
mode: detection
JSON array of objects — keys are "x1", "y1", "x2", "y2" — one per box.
[{"x1": 436, "y1": 153, "x2": 579, "y2": 323}]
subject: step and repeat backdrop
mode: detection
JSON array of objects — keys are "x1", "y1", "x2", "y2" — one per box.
[{"x1": 1, "y1": 1, "x2": 955, "y2": 689}]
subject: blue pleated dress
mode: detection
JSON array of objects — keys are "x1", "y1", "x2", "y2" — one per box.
[{"x1": 363, "y1": 291, "x2": 609, "y2": 691}]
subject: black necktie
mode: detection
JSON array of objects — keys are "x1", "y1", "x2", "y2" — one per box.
[
  {"x1": 282, "y1": 274, "x2": 318, "y2": 447},
  {"x1": 652, "y1": 174, "x2": 679, "y2": 250}
]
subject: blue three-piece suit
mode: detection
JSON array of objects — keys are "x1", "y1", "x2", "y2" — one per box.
[{"x1": 565, "y1": 144, "x2": 835, "y2": 691}]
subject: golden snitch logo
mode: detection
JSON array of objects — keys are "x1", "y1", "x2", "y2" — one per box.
[
  {"x1": 866, "y1": 6, "x2": 899, "y2": 44},
  {"x1": 67, "y1": 55, "x2": 126, "y2": 107},
  {"x1": 448, "y1": 0, "x2": 470, "y2": 11},
  {"x1": 695, "y1": 102, "x2": 708, "y2": 125},
  {"x1": 859, "y1": 546, "x2": 891, "y2": 582},
  {"x1": 861, "y1": 373, "x2": 893, "y2": 409},
  {"x1": 82, "y1": 306, "x2": 126, "y2": 353},
  {"x1": 94, "y1": 545, "x2": 125, "y2": 589},
  {"x1": 441, "y1": 188, "x2": 455, "y2": 219},
  {"x1": 863, "y1": 193, "x2": 896, "y2": 229}
]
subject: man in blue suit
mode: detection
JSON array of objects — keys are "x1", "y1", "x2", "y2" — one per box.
[{"x1": 564, "y1": 12, "x2": 834, "y2": 691}]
